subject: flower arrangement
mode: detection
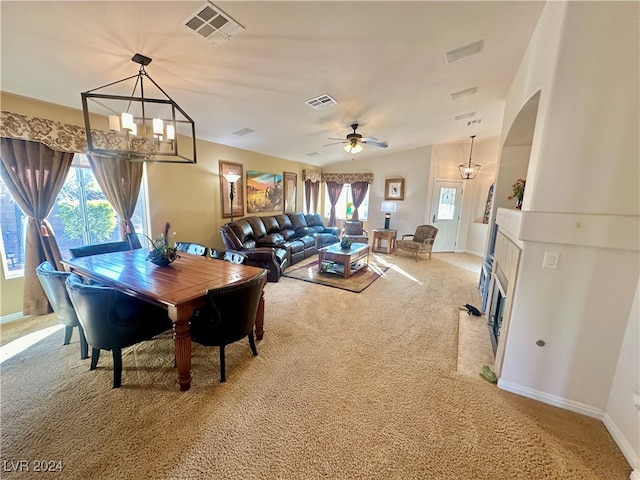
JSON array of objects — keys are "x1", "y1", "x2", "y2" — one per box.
[
  {"x1": 507, "y1": 178, "x2": 526, "y2": 208},
  {"x1": 145, "y1": 222, "x2": 179, "y2": 266}
]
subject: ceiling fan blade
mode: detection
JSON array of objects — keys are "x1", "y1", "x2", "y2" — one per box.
[
  {"x1": 326, "y1": 137, "x2": 346, "y2": 141},
  {"x1": 362, "y1": 139, "x2": 388, "y2": 148},
  {"x1": 361, "y1": 137, "x2": 378, "y2": 142},
  {"x1": 322, "y1": 141, "x2": 345, "y2": 147}
]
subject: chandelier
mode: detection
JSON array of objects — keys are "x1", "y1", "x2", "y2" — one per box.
[
  {"x1": 81, "y1": 53, "x2": 196, "y2": 163},
  {"x1": 458, "y1": 135, "x2": 481, "y2": 180}
]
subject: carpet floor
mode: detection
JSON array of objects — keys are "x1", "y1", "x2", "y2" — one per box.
[{"x1": 0, "y1": 253, "x2": 630, "y2": 479}]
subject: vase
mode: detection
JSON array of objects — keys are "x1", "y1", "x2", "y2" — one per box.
[{"x1": 149, "y1": 257, "x2": 174, "y2": 267}]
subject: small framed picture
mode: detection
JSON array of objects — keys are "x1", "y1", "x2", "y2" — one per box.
[
  {"x1": 283, "y1": 171, "x2": 297, "y2": 212},
  {"x1": 385, "y1": 178, "x2": 405, "y2": 200},
  {"x1": 219, "y1": 160, "x2": 244, "y2": 219}
]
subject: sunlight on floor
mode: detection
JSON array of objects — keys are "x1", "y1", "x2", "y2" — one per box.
[{"x1": 0, "y1": 325, "x2": 63, "y2": 364}]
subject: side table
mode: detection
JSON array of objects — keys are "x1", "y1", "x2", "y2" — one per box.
[{"x1": 372, "y1": 229, "x2": 397, "y2": 254}]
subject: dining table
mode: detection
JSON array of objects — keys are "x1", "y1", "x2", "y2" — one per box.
[{"x1": 61, "y1": 248, "x2": 267, "y2": 391}]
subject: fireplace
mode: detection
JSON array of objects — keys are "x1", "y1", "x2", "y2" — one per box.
[{"x1": 487, "y1": 276, "x2": 506, "y2": 355}]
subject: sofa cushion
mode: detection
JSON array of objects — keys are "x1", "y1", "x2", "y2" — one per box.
[
  {"x1": 247, "y1": 217, "x2": 267, "y2": 238},
  {"x1": 288, "y1": 213, "x2": 308, "y2": 231},
  {"x1": 257, "y1": 233, "x2": 286, "y2": 246},
  {"x1": 275, "y1": 215, "x2": 293, "y2": 230},
  {"x1": 230, "y1": 219, "x2": 255, "y2": 244},
  {"x1": 262, "y1": 216, "x2": 280, "y2": 234}
]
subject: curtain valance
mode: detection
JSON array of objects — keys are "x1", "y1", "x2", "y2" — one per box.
[
  {"x1": 1, "y1": 111, "x2": 88, "y2": 154},
  {"x1": 302, "y1": 169, "x2": 322, "y2": 182},
  {"x1": 321, "y1": 172, "x2": 374, "y2": 184}
]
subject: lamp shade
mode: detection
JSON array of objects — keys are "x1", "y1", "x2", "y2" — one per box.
[
  {"x1": 380, "y1": 201, "x2": 396, "y2": 213},
  {"x1": 344, "y1": 143, "x2": 363, "y2": 154},
  {"x1": 223, "y1": 173, "x2": 241, "y2": 183}
]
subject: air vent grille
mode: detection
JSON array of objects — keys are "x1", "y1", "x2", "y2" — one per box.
[
  {"x1": 182, "y1": 2, "x2": 244, "y2": 47},
  {"x1": 306, "y1": 152, "x2": 321, "y2": 157},
  {"x1": 455, "y1": 112, "x2": 475, "y2": 121},
  {"x1": 445, "y1": 40, "x2": 484, "y2": 64},
  {"x1": 232, "y1": 127, "x2": 255, "y2": 136},
  {"x1": 305, "y1": 94, "x2": 337, "y2": 110},
  {"x1": 450, "y1": 87, "x2": 478, "y2": 100}
]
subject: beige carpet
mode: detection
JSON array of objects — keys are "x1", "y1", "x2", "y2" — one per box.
[{"x1": 0, "y1": 253, "x2": 630, "y2": 479}]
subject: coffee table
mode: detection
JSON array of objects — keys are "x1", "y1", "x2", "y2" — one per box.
[{"x1": 318, "y1": 242, "x2": 370, "y2": 279}]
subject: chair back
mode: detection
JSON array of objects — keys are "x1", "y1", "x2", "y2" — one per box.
[
  {"x1": 191, "y1": 270, "x2": 267, "y2": 347},
  {"x1": 69, "y1": 241, "x2": 131, "y2": 258},
  {"x1": 175, "y1": 242, "x2": 207, "y2": 256},
  {"x1": 209, "y1": 248, "x2": 247, "y2": 264},
  {"x1": 343, "y1": 221, "x2": 364, "y2": 235},
  {"x1": 413, "y1": 225, "x2": 438, "y2": 243},
  {"x1": 36, "y1": 261, "x2": 79, "y2": 327}
]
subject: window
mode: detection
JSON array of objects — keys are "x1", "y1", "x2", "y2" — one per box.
[
  {"x1": 0, "y1": 154, "x2": 147, "y2": 279},
  {"x1": 323, "y1": 184, "x2": 369, "y2": 221}
]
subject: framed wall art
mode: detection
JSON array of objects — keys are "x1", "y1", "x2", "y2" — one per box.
[
  {"x1": 219, "y1": 161, "x2": 244, "y2": 219},
  {"x1": 283, "y1": 172, "x2": 297, "y2": 213},
  {"x1": 246, "y1": 171, "x2": 283, "y2": 213},
  {"x1": 385, "y1": 178, "x2": 405, "y2": 201}
]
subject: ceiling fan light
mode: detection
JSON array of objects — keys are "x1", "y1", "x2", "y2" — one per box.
[{"x1": 344, "y1": 143, "x2": 363, "y2": 154}]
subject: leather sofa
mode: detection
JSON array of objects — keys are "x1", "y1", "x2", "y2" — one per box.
[{"x1": 220, "y1": 213, "x2": 340, "y2": 282}]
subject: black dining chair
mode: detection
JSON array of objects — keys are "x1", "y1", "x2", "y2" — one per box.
[
  {"x1": 65, "y1": 273, "x2": 173, "y2": 388},
  {"x1": 190, "y1": 270, "x2": 267, "y2": 382},
  {"x1": 69, "y1": 240, "x2": 132, "y2": 258},
  {"x1": 175, "y1": 242, "x2": 207, "y2": 256},
  {"x1": 209, "y1": 248, "x2": 247, "y2": 264},
  {"x1": 35, "y1": 261, "x2": 89, "y2": 360}
]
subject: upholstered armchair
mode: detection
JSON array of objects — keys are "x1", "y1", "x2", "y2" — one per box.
[
  {"x1": 36, "y1": 261, "x2": 89, "y2": 360},
  {"x1": 65, "y1": 273, "x2": 173, "y2": 388},
  {"x1": 395, "y1": 225, "x2": 438, "y2": 261},
  {"x1": 342, "y1": 220, "x2": 368, "y2": 244},
  {"x1": 189, "y1": 270, "x2": 268, "y2": 382}
]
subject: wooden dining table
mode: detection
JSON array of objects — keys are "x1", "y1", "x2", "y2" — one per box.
[{"x1": 62, "y1": 248, "x2": 267, "y2": 391}]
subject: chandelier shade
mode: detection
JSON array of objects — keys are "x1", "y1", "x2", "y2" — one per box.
[
  {"x1": 81, "y1": 53, "x2": 197, "y2": 163},
  {"x1": 458, "y1": 135, "x2": 480, "y2": 180},
  {"x1": 344, "y1": 142, "x2": 363, "y2": 154}
]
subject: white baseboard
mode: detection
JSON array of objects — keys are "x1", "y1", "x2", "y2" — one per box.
[
  {"x1": 0, "y1": 312, "x2": 26, "y2": 324},
  {"x1": 497, "y1": 379, "x2": 604, "y2": 419},
  {"x1": 455, "y1": 249, "x2": 484, "y2": 257},
  {"x1": 603, "y1": 413, "x2": 639, "y2": 473}
]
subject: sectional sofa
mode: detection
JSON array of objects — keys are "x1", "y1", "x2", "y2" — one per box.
[{"x1": 220, "y1": 213, "x2": 340, "y2": 282}]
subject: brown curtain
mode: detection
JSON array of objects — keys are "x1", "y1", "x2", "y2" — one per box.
[
  {"x1": 325, "y1": 181, "x2": 344, "y2": 227},
  {"x1": 304, "y1": 179, "x2": 320, "y2": 214},
  {"x1": 0, "y1": 138, "x2": 74, "y2": 315},
  {"x1": 350, "y1": 181, "x2": 369, "y2": 222},
  {"x1": 88, "y1": 155, "x2": 143, "y2": 249}
]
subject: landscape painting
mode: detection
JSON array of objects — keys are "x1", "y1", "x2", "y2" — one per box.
[{"x1": 246, "y1": 171, "x2": 283, "y2": 213}]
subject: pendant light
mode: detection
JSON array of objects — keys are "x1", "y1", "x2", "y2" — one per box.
[{"x1": 458, "y1": 135, "x2": 481, "y2": 180}]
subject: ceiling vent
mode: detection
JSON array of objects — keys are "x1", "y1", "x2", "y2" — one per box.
[
  {"x1": 450, "y1": 87, "x2": 478, "y2": 101},
  {"x1": 182, "y1": 2, "x2": 244, "y2": 47},
  {"x1": 305, "y1": 94, "x2": 337, "y2": 110},
  {"x1": 466, "y1": 118, "x2": 483, "y2": 127},
  {"x1": 455, "y1": 112, "x2": 475, "y2": 121},
  {"x1": 232, "y1": 127, "x2": 255, "y2": 136},
  {"x1": 445, "y1": 40, "x2": 484, "y2": 64},
  {"x1": 306, "y1": 151, "x2": 321, "y2": 157}
]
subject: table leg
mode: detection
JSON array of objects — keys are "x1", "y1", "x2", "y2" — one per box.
[
  {"x1": 255, "y1": 290, "x2": 265, "y2": 341},
  {"x1": 169, "y1": 305, "x2": 192, "y2": 391}
]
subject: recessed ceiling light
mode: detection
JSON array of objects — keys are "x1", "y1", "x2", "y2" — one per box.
[
  {"x1": 445, "y1": 40, "x2": 484, "y2": 64},
  {"x1": 450, "y1": 87, "x2": 478, "y2": 100}
]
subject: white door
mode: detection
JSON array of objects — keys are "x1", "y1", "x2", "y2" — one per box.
[{"x1": 430, "y1": 180, "x2": 463, "y2": 252}]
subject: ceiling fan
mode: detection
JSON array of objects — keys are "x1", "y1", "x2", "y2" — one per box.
[{"x1": 324, "y1": 123, "x2": 388, "y2": 154}]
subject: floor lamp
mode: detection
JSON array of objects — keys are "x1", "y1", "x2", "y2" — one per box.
[{"x1": 223, "y1": 173, "x2": 241, "y2": 222}]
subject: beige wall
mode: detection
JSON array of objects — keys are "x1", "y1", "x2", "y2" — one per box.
[{"x1": 0, "y1": 92, "x2": 318, "y2": 316}]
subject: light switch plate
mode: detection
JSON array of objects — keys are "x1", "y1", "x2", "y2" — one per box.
[{"x1": 542, "y1": 251, "x2": 560, "y2": 269}]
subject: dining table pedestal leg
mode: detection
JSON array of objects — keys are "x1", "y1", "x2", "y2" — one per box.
[{"x1": 169, "y1": 305, "x2": 192, "y2": 391}]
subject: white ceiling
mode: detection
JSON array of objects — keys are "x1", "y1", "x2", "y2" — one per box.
[{"x1": 1, "y1": 1, "x2": 545, "y2": 167}]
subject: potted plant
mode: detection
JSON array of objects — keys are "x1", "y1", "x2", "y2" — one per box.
[
  {"x1": 145, "y1": 222, "x2": 179, "y2": 266},
  {"x1": 507, "y1": 178, "x2": 526, "y2": 209}
]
